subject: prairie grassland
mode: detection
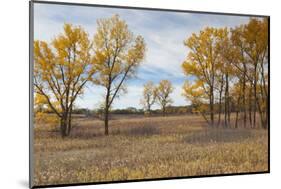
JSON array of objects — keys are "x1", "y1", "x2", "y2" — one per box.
[{"x1": 33, "y1": 114, "x2": 268, "y2": 186}]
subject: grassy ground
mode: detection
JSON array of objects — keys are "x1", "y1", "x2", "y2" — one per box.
[{"x1": 33, "y1": 114, "x2": 268, "y2": 186}]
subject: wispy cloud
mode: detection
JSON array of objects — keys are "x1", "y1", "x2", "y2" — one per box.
[{"x1": 34, "y1": 3, "x2": 253, "y2": 109}]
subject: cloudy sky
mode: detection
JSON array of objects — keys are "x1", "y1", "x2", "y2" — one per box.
[{"x1": 34, "y1": 3, "x2": 254, "y2": 110}]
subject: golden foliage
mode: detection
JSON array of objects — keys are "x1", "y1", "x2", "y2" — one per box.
[
  {"x1": 93, "y1": 15, "x2": 146, "y2": 90},
  {"x1": 182, "y1": 18, "x2": 268, "y2": 128},
  {"x1": 155, "y1": 80, "x2": 174, "y2": 115},
  {"x1": 140, "y1": 81, "x2": 157, "y2": 112},
  {"x1": 34, "y1": 23, "x2": 98, "y2": 136}
]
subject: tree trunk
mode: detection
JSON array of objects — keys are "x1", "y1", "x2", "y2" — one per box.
[
  {"x1": 256, "y1": 98, "x2": 266, "y2": 129},
  {"x1": 148, "y1": 105, "x2": 151, "y2": 116},
  {"x1": 260, "y1": 54, "x2": 268, "y2": 129},
  {"x1": 235, "y1": 95, "x2": 241, "y2": 129},
  {"x1": 248, "y1": 83, "x2": 253, "y2": 128},
  {"x1": 218, "y1": 87, "x2": 223, "y2": 127},
  {"x1": 243, "y1": 64, "x2": 247, "y2": 128},
  {"x1": 104, "y1": 102, "x2": 109, "y2": 136},
  {"x1": 257, "y1": 84, "x2": 268, "y2": 129},
  {"x1": 224, "y1": 73, "x2": 229, "y2": 128},
  {"x1": 265, "y1": 98, "x2": 268, "y2": 129},
  {"x1": 104, "y1": 86, "x2": 111, "y2": 136},
  {"x1": 235, "y1": 108, "x2": 239, "y2": 129},
  {"x1": 66, "y1": 106, "x2": 73, "y2": 136},
  {"x1": 253, "y1": 64, "x2": 257, "y2": 128},
  {"x1": 104, "y1": 107, "x2": 109, "y2": 135},
  {"x1": 227, "y1": 103, "x2": 231, "y2": 127},
  {"x1": 210, "y1": 94, "x2": 214, "y2": 127},
  {"x1": 60, "y1": 115, "x2": 68, "y2": 137}
]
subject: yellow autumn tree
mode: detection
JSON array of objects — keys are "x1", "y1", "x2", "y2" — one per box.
[
  {"x1": 183, "y1": 19, "x2": 268, "y2": 129},
  {"x1": 243, "y1": 18, "x2": 268, "y2": 128},
  {"x1": 231, "y1": 18, "x2": 268, "y2": 129},
  {"x1": 182, "y1": 27, "x2": 225, "y2": 126},
  {"x1": 34, "y1": 24, "x2": 97, "y2": 137},
  {"x1": 92, "y1": 15, "x2": 146, "y2": 135},
  {"x1": 155, "y1": 80, "x2": 174, "y2": 116},
  {"x1": 216, "y1": 28, "x2": 239, "y2": 127},
  {"x1": 140, "y1": 81, "x2": 157, "y2": 115}
]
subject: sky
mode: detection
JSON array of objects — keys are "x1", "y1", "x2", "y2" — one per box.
[{"x1": 34, "y1": 3, "x2": 254, "y2": 110}]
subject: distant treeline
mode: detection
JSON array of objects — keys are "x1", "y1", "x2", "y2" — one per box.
[{"x1": 40, "y1": 102, "x2": 251, "y2": 117}]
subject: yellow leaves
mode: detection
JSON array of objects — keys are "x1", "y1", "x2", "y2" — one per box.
[
  {"x1": 34, "y1": 40, "x2": 56, "y2": 81},
  {"x1": 35, "y1": 15, "x2": 146, "y2": 127},
  {"x1": 34, "y1": 41, "x2": 54, "y2": 63},
  {"x1": 92, "y1": 14, "x2": 146, "y2": 102},
  {"x1": 34, "y1": 23, "x2": 98, "y2": 121},
  {"x1": 35, "y1": 93, "x2": 48, "y2": 105},
  {"x1": 182, "y1": 60, "x2": 198, "y2": 76},
  {"x1": 141, "y1": 81, "x2": 157, "y2": 111},
  {"x1": 92, "y1": 50, "x2": 106, "y2": 66},
  {"x1": 143, "y1": 81, "x2": 155, "y2": 95},
  {"x1": 231, "y1": 18, "x2": 268, "y2": 60},
  {"x1": 155, "y1": 80, "x2": 174, "y2": 108},
  {"x1": 109, "y1": 15, "x2": 131, "y2": 42},
  {"x1": 35, "y1": 23, "x2": 94, "y2": 82},
  {"x1": 182, "y1": 18, "x2": 268, "y2": 127},
  {"x1": 182, "y1": 80, "x2": 208, "y2": 115},
  {"x1": 182, "y1": 27, "x2": 223, "y2": 82},
  {"x1": 35, "y1": 112, "x2": 60, "y2": 126},
  {"x1": 64, "y1": 23, "x2": 73, "y2": 39},
  {"x1": 94, "y1": 14, "x2": 132, "y2": 50},
  {"x1": 126, "y1": 35, "x2": 146, "y2": 65},
  {"x1": 183, "y1": 81, "x2": 204, "y2": 100},
  {"x1": 157, "y1": 80, "x2": 174, "y2": 95}
]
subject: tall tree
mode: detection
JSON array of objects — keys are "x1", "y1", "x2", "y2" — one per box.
[
  {"x1": 182, "y1": 19, "x2": 268, "y2": 129},
  {"x1": 231, "y1": 18, "x2": 268, "y2": 128},
  {"x1": 140, "y1": 81, "x2": 157, "y2": 115},
  {"x1": 182, "y1": 27, "x2": 224, "y2": 126},
  {"x1": 231, "y1": 26, "x2": 249, "y2": 128},
  {"x1": 231, "y1": 82, "x2": 243, "y2": 128},
  {"x1": 92, "y1": 15, "x2": 146, "y2": 135},
  {"x1": 216, "y1": 28, "x2": 238, "y2": 127},
  {"x1": 155, "y1": 80, "x2": 174, "y2": 116},
  {"x1": 243, "y1": 18, "x2": 268, "y2": 128},
  {"x1": 34, "y1": 24, "x2": 96, "y2": 137}
]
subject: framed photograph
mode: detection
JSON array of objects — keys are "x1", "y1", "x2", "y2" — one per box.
[{"x1": 29, "y1": 1, "x2": 270, "y2": 188}]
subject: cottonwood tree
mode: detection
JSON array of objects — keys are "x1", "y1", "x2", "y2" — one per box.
[
  {"x1": 34, "y1": 24, "x2": 96, "y2": 137},
  {"x1": 231, "y1": 25, "x2": 250, "y2": 128},
  {"x1": 92, "y1": 15, "x2": 146, "y2": 135},
  {"x1": 182, "y1": 19, "x2": 268, "y2": 129},
  {"x1": 243, "y1": 18, "x2": 268, "y2": 128},
  {"x1": 231, "y1": 18, "x2": 268, "y2": 128},
  {"x1": 216, "y1": 28, "x2": 238, "y2": 127},
  {"x1": 155, "y1": 80, "x2": 174, "y2": 116},
  {"x1": 182, "y1": 27, "x2": 224, "y2": 126},
  {"x1": 140, "y1": 81, "x2": 157, "y2": 115}
]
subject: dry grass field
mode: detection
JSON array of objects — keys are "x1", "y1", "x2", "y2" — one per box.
[{"x1": 33, "y1": 114, "x2": 268, "y2": 186}]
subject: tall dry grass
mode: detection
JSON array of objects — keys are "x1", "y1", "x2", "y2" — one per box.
[{"x1": 33, "y1": 114, "x2": 268, "y2": 186}]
